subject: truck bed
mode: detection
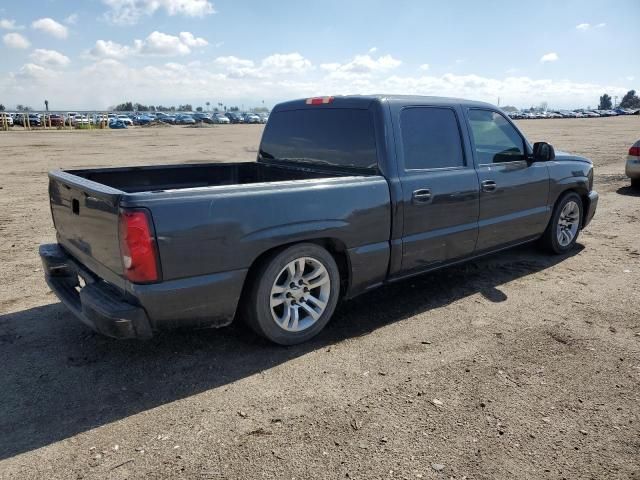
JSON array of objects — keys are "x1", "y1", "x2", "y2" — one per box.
[{"x1": 66, "y1": 162, "x2": 341, "y2": 193}]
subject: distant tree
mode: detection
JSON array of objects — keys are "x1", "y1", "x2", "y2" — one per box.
[
  {"x1": 619, "y1": 90, "x2": 640, "y2": 109},
  {"x1": 229, "y1": 106, "x2": 239, "y2": 111},
  {"x1": 0, "y1": 104, "x2": 4, "y2": 111},
  {"x1": 205, "y1": 101, "x2": 210, "y2": 111},
  {"x1": 16, "y1": 104, "x2": 31, "y2": 111},
  {"x1": 196, "y1": 106, "x2": 203, "y2": 112},
  {"x1": 538, "y1": 101, "x2": 548, "y2": 112},
  {"x1": 177, "y1": 104, "x2": 193, "y2": 111},
  {"x1": 113, "y1": 101, "x2": 134, "y2": 111},
  {"x1": 501, "y1": 105, "x2": 518, "y2": 112},
  {"x1": 134, "y1": 103, "x2": 149, "y2": 112},
  {"x1": 598, "y1": 94, "x2": 612, "y2": 110}
]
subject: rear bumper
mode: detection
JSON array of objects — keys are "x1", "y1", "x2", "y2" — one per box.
[
  {"x1": 40, "y1": 243, "x2": 248, "y2": 338},
  {"x1": 626, "y1": 157, "x2": 640, "y2": 179},
  {"x1": 39, "y1": 243, "x2": 152, "y2": 339},
  {"x1": 583, "y1": 191, "x2": 598, "y2": 228}
]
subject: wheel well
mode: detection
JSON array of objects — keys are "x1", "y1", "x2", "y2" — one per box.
[
  {"x1": 242, "y1": 239, "x2": 351, "y2": 300},
  {"x1": 553, "y1": 188, "x2": 590, "y2": 228}
]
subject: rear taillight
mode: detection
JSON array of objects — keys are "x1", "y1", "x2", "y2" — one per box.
[
  {"x1": 118, "y1": 209, "x2": 160, "y2": 283},
  {"x1": 629, "y1": 146, "x2": 640, "y2": 157}
]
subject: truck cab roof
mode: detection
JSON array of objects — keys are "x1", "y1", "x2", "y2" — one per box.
[{"x1": 273, "y1": 94, "x2": 497, "y2": 111}]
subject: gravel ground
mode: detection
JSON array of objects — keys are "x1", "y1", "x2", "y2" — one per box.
[{"x1": 0, "y1": 118, "x2": 639, "y2": 480}]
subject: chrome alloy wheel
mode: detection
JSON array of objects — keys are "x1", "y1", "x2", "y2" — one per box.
[
  {"x1": 557, "y1": 200, "x2": 580, "y2": 247},
  {"x1": 270, "y1": 257, "x2": 331, "y2": 332}
]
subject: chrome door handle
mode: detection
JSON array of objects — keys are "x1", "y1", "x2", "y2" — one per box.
[
  {"x1": 412, "y1": 188, "x2": 432, "y2": 202},
  {"x1": 481, "y1": 180, "x2": 497, "y2": 192}
]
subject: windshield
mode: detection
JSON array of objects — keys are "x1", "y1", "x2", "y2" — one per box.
[{"x1": 259, "y1": 108, "x2": 377, "y2": 171}]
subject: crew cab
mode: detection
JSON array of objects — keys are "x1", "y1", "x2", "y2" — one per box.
[{"x1": 40, "y1": 95, "x2": 598, "y2": 344}]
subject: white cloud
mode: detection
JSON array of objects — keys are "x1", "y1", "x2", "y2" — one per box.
[
  {"x1": 214, "y1": 53, "x2": 312, "y2": 78},
  {"x1": 65, "y1": 14, "x2": 79, "y2": 25},
  {"x1": 368, "y1": 47, "x2": 377, "y2": 53},
  {"x1": 0, "y1": 18, "x2": 23, "y2": 30},
  {"x1": 3, "y1": 32, "x2": 30, "y2": 49},
  {"x1": 322, "y1": 54, "x2": 402, "y2": 78},
  {"x1": 32, "y1": 18, "x2": 68, "y2": 39},
  {"x1": 1, "y1": 51, "x2": 631, "y2": 111},
  {"x1": 30, "y1": 49, "x2": 71, "y2": 67},
  {"x1": 103, "y1": 0, "x2": 215, "y2": 25},
  {"x1": 89, "y1": 31, "x2": 207, "y2": 58},
  {"x1": 89, "y1": 39, "x2": 133, "y2": 59},
  {"x1": 419, "y1": 64, "x2": 430, "y2": 71},
  {"x1": 577, "y1": 22, "x2": 605, "y2": 30},
  {"x1": 540, "y1": 52, "x2": 559, "y2": 63},
  {"x1": 13, "y1": 63, "x2": 58, "y2": 81},
  {"x1": 178, "y1": 31, "x2": 208, "y2": 47},
  {"x1": 261, "y1": 53, "x2": 312, "y2": 74}
]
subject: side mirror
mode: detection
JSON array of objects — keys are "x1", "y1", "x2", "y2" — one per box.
[{"x1": 532, "y1": 142, "x2": 555, "y2": 162}]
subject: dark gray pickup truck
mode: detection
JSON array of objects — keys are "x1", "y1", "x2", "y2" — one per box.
[{"x1": 40, "y1": 95, "x2": 598, "y2": 344}]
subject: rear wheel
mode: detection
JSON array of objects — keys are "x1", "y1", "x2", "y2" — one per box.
[
  {"x1": 540, "y1": 192, "x2": 583, "y2": 254},
  {"x1": 631, "y1": 178, "x2": 640, "y2": 189},
  {"x1": 241, "y1": 243, "x2": 340, "y2": 345}
]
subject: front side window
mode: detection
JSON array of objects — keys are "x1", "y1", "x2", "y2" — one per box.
[
  {"x1": 468, "y1": 109, "x2": 525, "y2": 164},
  {"x1": 400, "y1": 107, "x2": 465, "y2": 170}
]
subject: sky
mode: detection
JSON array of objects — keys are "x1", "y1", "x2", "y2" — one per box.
[{"x1": 0, "y1": 0, "x2": 639, "y2": 110}]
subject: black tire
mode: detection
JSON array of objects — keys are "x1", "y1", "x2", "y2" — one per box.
[
  {"x1": 241, "y1": 243, "x2": 340, "y2": 345},
  {"x1": 540, "y1": 191, "x2": 583, "y2": 254},
  {"x1": 631, "y1": 178, "x2": 640, "y2": 189}
]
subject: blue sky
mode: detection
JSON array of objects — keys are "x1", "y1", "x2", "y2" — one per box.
[{"x1": 1, "y1": 0, "x2": 638, "y2": 109}]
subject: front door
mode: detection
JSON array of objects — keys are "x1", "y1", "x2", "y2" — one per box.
[
  {"x1": 465, "y1": 109, "x2": 550, "y2": 252},
  {"x1": 397, "y1": 106, "x2": 480, "y2": 273}
]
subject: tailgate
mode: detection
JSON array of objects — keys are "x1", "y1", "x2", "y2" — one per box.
[{"x1": 49, "y1": 170, "x2": 125, "y2": 283}]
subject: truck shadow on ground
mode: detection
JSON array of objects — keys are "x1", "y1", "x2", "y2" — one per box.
[{"x1": 0, "y1": 243, "x2": 582, "y2": 460}]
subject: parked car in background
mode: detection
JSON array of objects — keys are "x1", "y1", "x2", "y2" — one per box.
[
  {"x1": 175, "y1": 114, "x2": 196, "y2": 125},
  {"x1": 258, "y1": 113, "x2": 269, "y2": 123},
  {"x1": 243, "y1": 113, "x2": 261, "y2": 124},
  {"x1": 213, "y1": 113, "x2": 230, "y2": 124},
  {"x1": 117, "y1": 115, "x2": 133, "y2": 126},
  {"x1": 225, "y1": 112, "x2": 244, "y2": 123},
  {"x1": 193, "y1": 112, "x2": 214, "y2": 124},
  {"x1": 72, "y1": 115, "x2": 91, "y2": 126},
  {"x1": 40, "y1": 94, "x2": 598, "y2": 345},
  {"x1": 48, "y1": 114, "x2": 65, "y2": 127},
  {"x1": 109, "y1": 118, "x2": 128, "y2": 129},
  {"x1": 626, "y1": 140, "x2": 640, "y2": 189},
  {"x1": 1, "y1": 113, "x2": 14, "y2": 126},
  {"x1": 134, "y1": 114, "x2": 154, "y2": 125}
]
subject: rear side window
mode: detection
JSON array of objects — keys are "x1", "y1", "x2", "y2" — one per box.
[
  {"x1": 400, "y1": 107, "x2": 465, "y2": 170},
  {"x1": 259, "y1": 109, "x2": 377, "y2": 171}
]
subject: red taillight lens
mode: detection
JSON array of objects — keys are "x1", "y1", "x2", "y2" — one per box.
[
  {"x1": 629, "y1": 146, "x2": 640, "y2": 157},
  {"x1": 118, "y1": 209, "x2": 160, "y2": 283}
]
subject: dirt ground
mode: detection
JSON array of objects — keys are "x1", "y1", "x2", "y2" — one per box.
[{"x1": 0, "y1": 118, "x2": 638, "y2": 480}]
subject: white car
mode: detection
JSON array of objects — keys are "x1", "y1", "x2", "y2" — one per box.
[
  {"x1": 0, "y1": 113, "x2": 13, "y2": 126},
  {"x1": 626, "y1": 140, "x2": 640, "y2": 189},
  {"x1": 117, "y1": 115, "x2": 134, "y2": 126},
  {"x1": 73, "y1": 115, "x2": 90, "y2": 126}
]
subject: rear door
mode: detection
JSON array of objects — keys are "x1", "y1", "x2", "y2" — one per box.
[
  {"x1": 394, "y1": 105, "x2": 479, "y2": 273},
  {"x1": 465, "y1": 109, "x2": 550, "y2": 251}
]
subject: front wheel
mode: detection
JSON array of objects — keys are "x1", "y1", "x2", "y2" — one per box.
[
  {"x1": 540, "y1": 192, "x2": 583, "y2": 254},
  {"x1": 631, "y1": 178, "x2": 640, "y2": 189},
  {"x1": 241, "y1": 243, "x2": 340, "y2": 345}
]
